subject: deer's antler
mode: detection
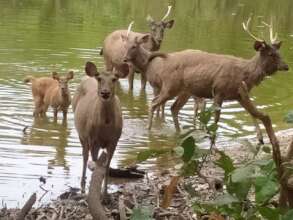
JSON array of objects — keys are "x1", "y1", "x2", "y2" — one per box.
[
  {"x1": 162, "y1": 5, "x2": 172, "y2": 21},
  {"x1": 242, "y1": 17, "x2": 264, "y2": 42},
  {"x1": 262, "y1": 18, "x2": 278, "y2": 44},
  {"x1": 126, "y1": 21, "x2": 134, "y2": 37}
]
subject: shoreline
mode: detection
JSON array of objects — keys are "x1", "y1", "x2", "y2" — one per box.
[{"x1": 1, "y1": 128, "x2": 293, "y2": 219}]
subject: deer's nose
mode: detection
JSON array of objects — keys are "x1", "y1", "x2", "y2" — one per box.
[{"x1": 100, "y1": 91, "x2": 110, "y2": 99}]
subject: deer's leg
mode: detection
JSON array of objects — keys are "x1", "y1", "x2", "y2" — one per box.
[
  {"x1": 53, "y1": 108, "x2": 58, "y2": 121},
  {"x1": 81, "y1": 141, "x2": 89, "y2": 193},
  {"x1": 153, "y1": 87, "x2": 161, "y2": 117},
  {"x1": 237, "y1": 82, "x2": 281, "y2": 164},
  {"x1": 141, "y1": 71, "x2": 147, "y2": 90},
  {"x1": 213, "y1": 95, "x2": 223, "y2": 124},
  {"x1": 62, "y1": 108, "x2": 68, "y2": 120},
  {"x1": 103, "y1": 145, "x2": 116, "y2": 199},
  {"x1": 171, "y1": 92, "x2": 190, "y2": 132},
  {"x1": 42, "y1": 103, "x2": 49, "y2": 117},
  {"x1": 33, "y1": 96, "x2": 43, "y2": 117},
  {"x1": 161, "y1": 102, "x2": 166, "y2": 119},
  {"x1": 148, "y1": 91, "x2": 172, "y2": 130},
  {"x1": 193, "y1": 97, "x2": 200, "y2": 124},
  {"x1": 128, "y1": 66, "x2": 135, "y2": 91},
  {"x1": 252, "y1": 117, "x2": 264, "y2": 144}
]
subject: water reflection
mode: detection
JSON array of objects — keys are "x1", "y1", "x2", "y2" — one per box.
[{"x1": 21, "y1": 117, "x2": 70, "y2": 172}]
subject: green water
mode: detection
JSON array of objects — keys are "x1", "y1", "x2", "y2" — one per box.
[{"x1": 0, "y1": 0, "x2": 293, "y2": 206}]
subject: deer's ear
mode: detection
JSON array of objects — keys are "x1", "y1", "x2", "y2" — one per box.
[
  {"x1": 138, "y1": 34, "x2": 150, "y2": 44},
  {"x1": 164, "y1": 19, "x2": 174, "y2": 29},
  {"x1": 66, "y1": 71, "x2": 74, "y2": 80},
  {"x1": 273, "y1": 41, "x2": 282, "y2": 50},
  {"x1": 146, "y1": 15, "x2": 154, "y2": 25},
  {"x1": 121, "y1": 34, "x2": 128, "y2": 42},
  {"x1": 52, "y1": 72, "x2": 59, "y2": 80},
  {"x1": 85, "y1": 61, "x2": 98, "y2": 77},
  {"x1": 254, "y1": 40, "x2": 267, "y2": 51}
]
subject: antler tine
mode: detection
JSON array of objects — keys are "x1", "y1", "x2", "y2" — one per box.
[
  {"x1": 262, "y1": 18, "x2": 278, "y2": 44},
  {"x1": 126, "y1": 21, "x2": 134, "y2": 37},
  {"x1": 242, "y1": 17, "x2": 264, "y2": 42},
  {"x1": 161, "y1": 5, "x2": 172, "y2": 21}
]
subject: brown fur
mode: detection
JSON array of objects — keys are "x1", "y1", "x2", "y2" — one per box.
[
  {"x1": 102, "y1": 18, "x2": 174, "y2": 90},
  {"x1": 24, "y1": 71, "x2": 74, "y2": 119},
  {"x1": 73, "y1": 61, "x2": 122, "y2": 195},
  {"x1": 124, "y1": 35, "x2": 289, "y2": 132}
]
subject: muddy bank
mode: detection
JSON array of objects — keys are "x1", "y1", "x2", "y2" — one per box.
[{"x1": 1, "y1": 129, "x2": 293, "y2": 220}]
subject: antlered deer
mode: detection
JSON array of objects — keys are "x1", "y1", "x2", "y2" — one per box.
[
  {"x1": 24, "y1": 71, "x2": 74, "y2": 120},
  {"x1": 73, "y1": 62, "x2": 126, "y2": 195},
  {"x1": 101, "y1": 6, "x2": 174, "y2": 90},
  {"x1": 123, "y1": 18, "x2": 289, "y2": 143}
]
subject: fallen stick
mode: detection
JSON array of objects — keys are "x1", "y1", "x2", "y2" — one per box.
[
  {"x1": 16, "y1": 193, "x2": 37, "y2": 220},
  {"x1": 109, "y1": 167, "x2": 145, "y2": 178},
  {"x1": 118, "y1": 196, "x2": 127, "y2": 220},
  {"x1": 87, "y1": 152, "x2": 107, "y2": 220}
]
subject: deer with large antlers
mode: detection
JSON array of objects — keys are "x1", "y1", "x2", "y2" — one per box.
[
  {"x1": 101, "y1": 6, "x2": 174, "y2": 90},
  {"x1": 123, "y1": 17, "x2": 289, "y2": 142}
]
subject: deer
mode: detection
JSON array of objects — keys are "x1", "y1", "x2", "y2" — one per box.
[
  {"x1": 123, "y1": 18, "x2": 289, "y2": 144},
  {"x1": 72, "y1": 61, "x2": 126, "y2": 196},
  {"x1": 101, "y1": 5, "x2": 174, "y2": 91},
  {"x1": 24, "y1": 71, "x2": 74, "y2": 120}
]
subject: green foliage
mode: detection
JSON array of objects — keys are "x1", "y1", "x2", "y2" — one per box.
[
  {"x1": 130, "y1": 207, "x2": 153, "y2": 220},
  {"x1": 284, "y1": 111, "x2": 293, "y2": 124},
  {"x1": 135, "y1": 107, "x2": 293, "y2": 219}
]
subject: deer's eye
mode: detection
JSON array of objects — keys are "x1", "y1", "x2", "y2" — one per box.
[
  {"x1": 112, "y1": 78, "x2": 117, "y2": 82},
  {"x1": 131, "y1": 45, "x2": 136, "y2": 49},
  {"x1": 97, "y1": 77, "x2": 102, "y2": 82}
]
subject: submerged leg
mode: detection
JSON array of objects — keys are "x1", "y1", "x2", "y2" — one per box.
[
  {"x1": 128, "y1": 66, "x2": 135, "y2": 91},
  {"x1": 148, "y1": 91, "x2": 172, "y2": 130},
  {"x1": 171, "y1": 92, "x2": 190, "y2": 132},
  {"x1": 81, "y1": 145, "x2": 89, "y2": 193}
]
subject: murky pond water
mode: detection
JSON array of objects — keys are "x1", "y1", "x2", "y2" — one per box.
[{"x1": 1, "y1": 0, "x2": 293, "y2": 206}]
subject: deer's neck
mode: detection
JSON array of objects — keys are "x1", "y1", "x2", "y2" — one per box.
[
  {"x1": 143, "y1": 36, "x2": 160, "y2": 52},
  {"x1": 96, "y1": 98, "x2": 116, "y2": 125},
  {"x1": 132, "y1": 47, "x2": 152, "y2": 73},
  {"x1": 244, "y1": 54, "x2": 268, "y2": 90}
]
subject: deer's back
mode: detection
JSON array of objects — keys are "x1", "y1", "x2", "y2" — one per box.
[
  {"x1": 103, "y1": 30, "x2": 154, "y2": 65},
  {"x1": 31, "y1": 77, "x2": 57, "y2": 98},
  {"x1": 148, "y1": 49, "x2": 250, "y2": 100}
]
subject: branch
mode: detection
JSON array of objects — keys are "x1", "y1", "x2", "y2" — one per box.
[
  {"x1": 87, "y1": 152, "x2": 108, "y2": 220},
  {"x1": 16, "y1": 193, "x2": 37, "y2": 220}
]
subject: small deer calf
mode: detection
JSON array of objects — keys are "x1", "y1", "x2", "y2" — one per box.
[{"x1": 24, "y1": 71, "x2": 74, "y2": 120}]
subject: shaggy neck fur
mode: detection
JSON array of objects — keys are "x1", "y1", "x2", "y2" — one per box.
[
  {"x1": 95, "y1": 97, "x2": 116, "y2": 125},
  {"x1": 244, "y1": 53, "x2": 273, "y2": 91},
  {"x1": 132, "y1": 46, "x2": 166, "y2": 73}
]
